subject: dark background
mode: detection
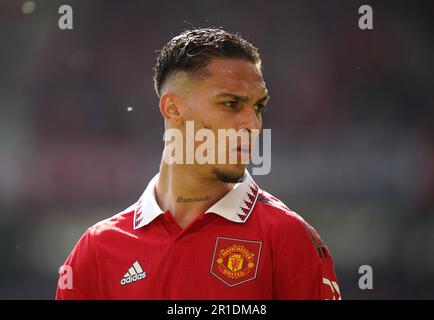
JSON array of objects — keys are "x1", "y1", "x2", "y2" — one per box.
[{"x1": 0, "y1": 0, "x2": 433, "y2": 299}]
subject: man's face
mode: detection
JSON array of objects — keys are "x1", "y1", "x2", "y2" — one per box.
[{"x1": 178, "y1": 58, "x2": 269, "y2": 183}]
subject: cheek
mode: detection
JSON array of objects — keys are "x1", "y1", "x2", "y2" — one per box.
[
  {"x1": 185, "y1": 98, "x2": 213, "y2": 119},
  {"x1": 190, "y1": 103, "x2": 220, "y2": 128},
  {"x1": 187, "y1": 99, "x2": 232, "y2": 130}
]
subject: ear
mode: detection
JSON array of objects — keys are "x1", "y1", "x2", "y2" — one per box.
[{"x1": 159, "y1": 92, "x2": 183, "y2": 126}]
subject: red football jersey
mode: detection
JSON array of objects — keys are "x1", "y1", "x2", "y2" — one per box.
[{"x1": 56, "y1": 171, "x2": 341, "y2": 300}]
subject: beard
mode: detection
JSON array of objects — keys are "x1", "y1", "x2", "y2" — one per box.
[{"x1": 213, "y1": 166, "x2": 246, "y2": 184}]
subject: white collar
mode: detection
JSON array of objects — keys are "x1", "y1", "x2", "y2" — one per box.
[{"x1": 133, "y1": 170, "x2": 259, "y2": 230}]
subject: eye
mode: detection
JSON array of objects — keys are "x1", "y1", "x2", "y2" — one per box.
[{"x1": 222, "y1": 101, "x2": 239, "y2": 108}]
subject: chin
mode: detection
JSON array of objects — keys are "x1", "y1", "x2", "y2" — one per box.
[{"x1": 212, "y1": 165, "x2": 246, "y2": 184}]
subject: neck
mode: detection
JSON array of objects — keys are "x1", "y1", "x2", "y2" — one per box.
[{"x1": 155, "y1": 161, "x2": 235, "y2": 229}]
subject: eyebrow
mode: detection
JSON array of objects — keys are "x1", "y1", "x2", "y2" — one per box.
[{"x1": 214, "y1": 93, "x2": 270, "y2": 105}]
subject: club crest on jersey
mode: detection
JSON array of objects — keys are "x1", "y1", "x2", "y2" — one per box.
[{"x1": 210, "y1": 236, "x2": 262, "y2": 287}]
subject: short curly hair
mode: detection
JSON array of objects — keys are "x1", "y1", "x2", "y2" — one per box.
[{"x1": 153, "y1": 28, "x2": 262, "y2": 97}]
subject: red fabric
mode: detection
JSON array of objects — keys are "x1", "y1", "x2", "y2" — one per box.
[{"x1": 56, "y1": 190, "x2": 341, "y2": 300}]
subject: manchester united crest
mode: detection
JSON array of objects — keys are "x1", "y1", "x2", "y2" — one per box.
[{"x1": 210, "y1": 237, "x2": 262, "y2": 287}]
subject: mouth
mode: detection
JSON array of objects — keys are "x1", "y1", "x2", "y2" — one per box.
[
  {"x1": 237, "y1": 147, "x2": 250, "y2": 153},
  {"x1": 233, "y1": 146, "x2": 251, "y2": 161}
]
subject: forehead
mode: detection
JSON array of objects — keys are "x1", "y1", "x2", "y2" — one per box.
[{"x1": 197, "y1": 58, "x2": 266, "y2": 96}]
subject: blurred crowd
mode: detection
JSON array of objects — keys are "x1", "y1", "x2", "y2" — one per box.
[{"x1": 0, "y1": 0, "x2": 433, "y2": 299}]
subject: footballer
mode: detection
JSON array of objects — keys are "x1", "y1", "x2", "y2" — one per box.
[{"x1": 56, "y1": 28, "x2": 341, "y2": 300}]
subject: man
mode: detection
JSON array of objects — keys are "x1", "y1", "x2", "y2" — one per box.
[{"x1": 56, "y1": 28, "x2": 341, "y2": 300}]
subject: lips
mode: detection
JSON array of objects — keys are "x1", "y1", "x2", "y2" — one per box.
[
  {"x1": 233, "y1": 147, "x2": 251, "y2": 163},
  {"x1": 235, "y1": 146, "x2": 250, "y2": 153}
]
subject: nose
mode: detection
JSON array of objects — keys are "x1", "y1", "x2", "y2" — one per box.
[{"x1": 239, "y1": 105, "x2": 261, "y2": 133}]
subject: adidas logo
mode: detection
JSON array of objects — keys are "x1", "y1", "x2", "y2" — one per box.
[{"x1": 120, "y1": 261, "x2": 146, "y2": 285}]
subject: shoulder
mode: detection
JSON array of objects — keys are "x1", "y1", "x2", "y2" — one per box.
[
  {"x1": 255, "y1": 188, "x2": 306, "y2": 229},
  {"x1": 61, "y1": 203, "x2": 137, "y2": 278},
  {"x1": 255, "y1": 188, "x2": 331, "y2": 259},
  {"x1": 84, "y1": 202, "x2": 137, "y2": 242}
]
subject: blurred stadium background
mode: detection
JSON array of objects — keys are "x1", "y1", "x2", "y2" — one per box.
[{"x1": 1, "y1": 0, "x2": 433, "y2": 299}]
